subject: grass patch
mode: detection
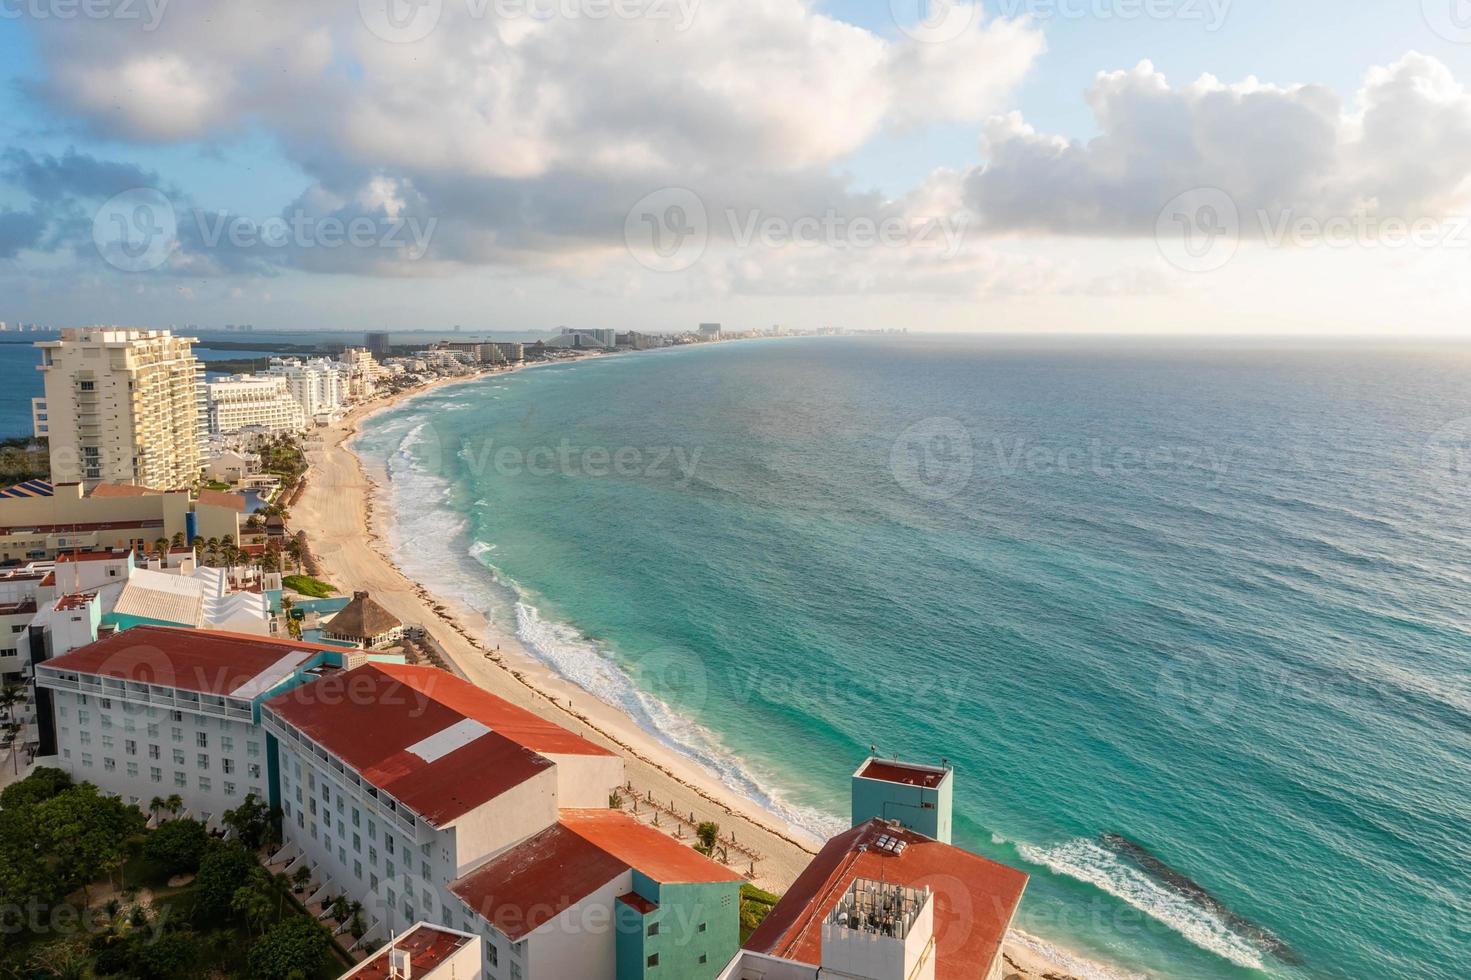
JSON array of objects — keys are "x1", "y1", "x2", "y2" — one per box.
[
  {"x1": 203, "y1": 480, "x2": 233, "y2": 491},
  {"x1": 283, "y1": 574, "x2": 337, "y2": 598},
  {"x1": 740, "y1": 883, "x2": 781, "y2": 942}
]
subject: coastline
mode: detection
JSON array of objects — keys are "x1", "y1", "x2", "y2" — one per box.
[{"x1": 291, "y1": 367, "x2": 1107, "y2": 980}]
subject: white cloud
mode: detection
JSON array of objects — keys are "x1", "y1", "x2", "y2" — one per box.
[{"x1": 964, "y1": 54, "x2": 1471, "y2": 236}]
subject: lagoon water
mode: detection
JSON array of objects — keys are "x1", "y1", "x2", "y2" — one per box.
[{"x1": 355, "y1": 336, "x2": 1470, "y2": 980}]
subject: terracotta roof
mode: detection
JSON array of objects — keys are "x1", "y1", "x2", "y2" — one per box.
[
  {"x1": 370, "y1": 663, "x2": 615, "y2": 758},
  {"x1": 559, "y1": 809, "x2": 744, "y2": 885},
  {"x1": 452, "y1": 810, "x2": 740, "y2": 940},
  {"x1": 343, "y1": 923, "x2": 474, "y2": 980},
  {"x1": 89, "y1": 483, "x2": 162, "y2": 498},
  {"x1": 452, "y1": 821, "x2": 630, "y2": 939},
  {"x1": 323, "y1": 591, "x2": 400, "y2": 640},
  {"x1": 858, "y1": 759, "x2": 948, "y2": 789},
  {"x1": 743, "y1": 820, "x2": 1028, "y2": 980},
  {"x1": 43, "y1": 626, "x2": 340, "y2": 699},
  {"x1": 197, "y1": 489, "x2": 247, "y2": 512},
  {"x1": 265, "y1": 664, "x2": 611, "y2": 826},
  {"x1": 57, "y1": 550, "x2": 131, "y2": 563}
]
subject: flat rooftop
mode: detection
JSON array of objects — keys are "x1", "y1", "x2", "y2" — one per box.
[{"x1": 858, "y1": 759, "x2": 949, "y2": 789}]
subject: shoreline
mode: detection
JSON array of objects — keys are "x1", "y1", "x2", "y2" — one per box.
[{"x1": 291, "y1": 366, "x2": 1110, "y2": 980}]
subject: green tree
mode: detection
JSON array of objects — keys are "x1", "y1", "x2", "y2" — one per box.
[
  {"x1": 222, "y1": 793, "x2": 277, "y2": 850},
  {"x1": 0, "y1": 766, "x2": 72, "y2": 809},
  {"x1": 133, "y1": 930, "x2": 202, "y2": 980},
  {"x1": 231, "y1": 869, "x2": 275, "y2": 937},
  {"x1": 246, "y1": 916, "x2": 330, "y2": 980},
  {"x1": 142, "y1": 818, "x2": 210, "y2": 876},
  {"x1": 33, "y1": 784, "x2": 146, "y2": 901},
  {"x1": 192, "y1": 842, "x2": 257, "y2": 922},
  {"x1": 696, "y1": 821, "x2": 720, "y2": 853}
]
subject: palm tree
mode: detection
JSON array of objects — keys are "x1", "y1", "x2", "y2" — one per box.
[
  {"x1": 2, "y1": 722, "x2": 22, "y2": 774},
  {"x1": 170, "y1": 531, "x2": 186, "y2": 549},
  {"x1": 148, "y1": 796, "x2": 165, "y2": 823},
  {"x1": 165, "y1": 793, "x2": 183, "y2": 818},
  {"x1": 206, "y1": 538, "x2": 220, "y2": 566},
  {"x1": 153, "y1": 537, "x2": 169, "y2": 561},
  {"x1": 0, "y1": 683, "x2": 24, "y2": 723}
]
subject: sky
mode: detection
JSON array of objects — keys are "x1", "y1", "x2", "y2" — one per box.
[{"x1": 3, "y1": 0, "x2": 1471, "y2": 335}]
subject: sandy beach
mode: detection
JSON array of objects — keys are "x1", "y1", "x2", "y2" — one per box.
[{"x1": 290, "y1": 368, "x2": 1094, "y2": 980}]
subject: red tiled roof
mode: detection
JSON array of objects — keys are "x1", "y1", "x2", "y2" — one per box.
[
  {"x1": 45, "y1": 626, "x2": 339, "y2": 698},
  {"x1": 265, "y1": 664, "x2": 577, "y2": 826},
  {"x1": 859, "y1": 760, "x2": 947, "y2": 789},
  {"x1": 57, "y1": 550, "x2": 131, "y2": 563},
  {"x1": 452, "y1": 810, "x2": 739, "y2": 940},
  {"x1": 560, "y1": 809, "x2": 744, "y2": 886},
  {"x1": 89, "y1": 483, "x2": 162, "y2": 498},
  {"x1": 452, "y1": 821, "x2": 631, "y2": 940},
  {"x1": 371, "y1": 663, "x2": 614, "y2": 758},
  {"x1": 197, "y1": 489, "x2": 247, "y2": 512},
  {"x1": 743, "y1": 820, "x2": 1028, "y2": 980},
  {"x1": 344, "y1": 923, "x2": 474, "y2": 980}
]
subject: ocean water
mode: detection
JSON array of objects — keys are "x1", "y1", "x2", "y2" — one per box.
[{"x1": 354, "y1": 337, "x2": 1470, "y2": 980}]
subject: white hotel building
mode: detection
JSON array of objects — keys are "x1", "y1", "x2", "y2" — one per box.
[
  {"x1": 206, "y1": 374, "x2": 307, "y2": 435},
  {"x1": 36, "y1": 627, "x2": 350, "y2": 824}
]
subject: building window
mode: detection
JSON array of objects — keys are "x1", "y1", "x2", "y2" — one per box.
[
  {"x1": 126, "y1": 763, "x2": 138, "y2": 778},
  {"x1": 221, "y1": 736, "x2": 234, "y2": 752},
  {"x1": 247, "y1": 741, "x2": 260, "y2": 757},
  {"x1": 248, "y1": 763, "x2": 261, "y2": 779},
  {"x1": 150, "y1": 767, "x2": 162, "y2": 783},
  {"x1": 698, "y1": 923, "x2": 706, "y2": 932},
  {"x1": 171, "y1": 727, "x2": 183, "y2": 742},
  {"x1": 199, "y1": 777, "x2": 211, "y2": 792},
  {"x1": 196, "y1": 732, "x2": 208, "y2": 748},
  {"x1": 197, "y1": 753, "x2": 209, "y2": 770},
  {"x1": 174, "y1": 772, "x2": 186, "y2": 787},
  {"x1": 79, "y1": 731, "x2": 91, "y2": 745},
  {"x1": 647, "y1": 954, "x2": 659, "y2": 967},
  {"x1": 103, "y1": 758, "x2": 115, "y2": 771},
  {"x1": 647, "y1": 922, "x2": 659, "y2": 937},
  {"x1": 148, "y1": 744, "x2": 159, "y2": 760},
  {"x1": 125, "y1": 739, "x2": 137, "y2": 756},
  {"x1": 81, "y1": 753, "x2": 93, "y2": 768},
  {"x1": 222, "y1": 759, "x2": 235, "y2": 774},
  {"x1": 173, "y1": 749, "x2": 184, "y2": 766},
  {"x1": 101, "y1": 735, "x2": 114, "y2": 751},
  {"x1": 224, "y1": 782, "x2": 236, "y2": 797}
]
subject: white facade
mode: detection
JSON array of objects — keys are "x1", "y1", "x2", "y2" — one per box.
[
  {"x1": 32, "y1": 328, "x2": 204, "y2": 489},
  {"x1": 267, "y1": 357, "x2": 350, "y2": 420},
  {"x1": 207, "y1": 375, "x2": 307, "y2": 435},
  {"x1": 44, "y1": 684, "x2": 266, "y2": 825}
]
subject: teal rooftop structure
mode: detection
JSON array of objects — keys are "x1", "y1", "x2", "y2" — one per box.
[{"x1": 851, "y1": 757, "x2": 953, "y2": 844}]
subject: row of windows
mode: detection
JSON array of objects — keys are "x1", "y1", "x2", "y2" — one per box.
[{"x1": 64, "y1": 748, "x2": 260, "y2": 799}]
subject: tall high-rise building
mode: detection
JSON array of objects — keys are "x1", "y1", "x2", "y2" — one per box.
[
  {"x1": 32, "y1": 328, "x2": 203, "y2": 489},
  {"x1": 365, "y1": 331, "x2": 392, "y2": 358}
]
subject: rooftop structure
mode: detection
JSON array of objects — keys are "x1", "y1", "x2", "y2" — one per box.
[
  {"x1": 339, "y1": 922, "x2": 482, "y2": 980},
  {"x1": 736, "y1": 819, "x2": 1026, "y2": 980},
  {"x1": 39, "y1": 624, "x2": 342, "y2": 699},
  {"x1": 321, "y1": 590, "x2": 403, "y2": 649},
  {"x1": 852, "y1": 757, "x2": 953, "y2": 843}
]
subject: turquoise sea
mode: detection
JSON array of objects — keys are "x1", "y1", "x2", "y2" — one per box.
[{"x1": 354, "y1": 336, "x2": 1470, "y2": 980}]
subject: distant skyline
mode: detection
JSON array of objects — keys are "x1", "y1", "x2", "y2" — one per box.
[{"x1": 4, "y1": 2, "x2": 1471, "y2": 334}]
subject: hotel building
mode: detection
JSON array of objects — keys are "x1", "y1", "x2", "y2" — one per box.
[
  {"x1": 32, "y1": 329, "x2": 204, "y2": 489},
  {"x1": 263, "y1": 662, "x2": 742, "y2": 979},
  {"x1": 35, "y1": 626, "x2": 351, "y2": 824},
  {"x1": 33, "y1": 626, "x2": 743, "y2": 979},
  {"x1": 206, "y1": 375, "x2": 308, "y2": 435},
  {"x1": 0, "y1": 482, "x2": 242, "y2": 564}
]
